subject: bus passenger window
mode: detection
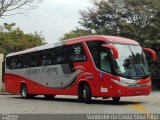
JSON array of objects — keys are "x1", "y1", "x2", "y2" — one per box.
[
  {"x1": 16, "y1": 56, "x2": 23, "y2": 69},
  {"x1": 11, "y1": 61, "x2": 16, "y2": 69},
  {"x1": 53, "y1": 47, "x2": 67, "y2": 64},
  {"x1": 68, "y1": 43, "x2": 87, "y2": 62},
  {"x1": 7, "y1": 56, "x2": 23, "y2": 69},
  {"x1": 51, "y1": 52, "x2": 57, "y2": 65},
  {"x1": 30, "y1": 55, "x2": 37, "y2": 67},
  {"x1": 7, "y1": 57, "x2": 16, "y2": 69},
  {"x1": 24, "y1": 55, "x2": 30, "y2": 68},
  {"x1": 42, "y1": 55, "x2": 51, "y2": 65},
  {"x1": 6, "y1": 57, "x2": 13, "y2": 69}
]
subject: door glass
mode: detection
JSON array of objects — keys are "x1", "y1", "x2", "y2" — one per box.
[
  {"x1": 100, "y1": 52, "x2": 111, "y2": 73},
  {"x1": 86, "y1": 41, "x2": 112, "y2": 73}
]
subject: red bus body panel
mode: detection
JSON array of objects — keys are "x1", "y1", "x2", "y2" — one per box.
[{"x1": 5, "y1": 35, "x2": 152, "y2": 97}]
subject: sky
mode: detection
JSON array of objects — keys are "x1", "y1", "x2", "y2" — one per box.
[{"x1": 0, "y1": 0, "x2": 92, "y2": 43}]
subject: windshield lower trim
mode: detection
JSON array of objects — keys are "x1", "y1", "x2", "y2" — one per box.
[{"x1": 116, "y1": 72, "x2": 150, "y2": 79}]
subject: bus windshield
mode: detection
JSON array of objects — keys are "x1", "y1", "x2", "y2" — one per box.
[{"x1": 113, "y1": 44, "x2": 150, "y2": 78}]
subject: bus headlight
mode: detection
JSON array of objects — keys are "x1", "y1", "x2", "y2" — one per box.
[
  {"x1": 112, "y1": 77, "x2": 137, "y2": 87},
  {"x1": 112, "y1": 79, "x2": 131, "y2": 87}
]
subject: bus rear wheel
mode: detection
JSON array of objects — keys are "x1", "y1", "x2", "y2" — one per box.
[
  {"x1": 112, "y1": 97, "x2": 120, "y2": 102},
  {"x1": 20, "y1": 84, "x2": 30, "y2": 99}
]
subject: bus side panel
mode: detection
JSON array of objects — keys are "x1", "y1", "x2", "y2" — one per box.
[
  {"x1": 5, "y1": 74, "x2": 14, "y2": 93},
  {"x1": 5, "y1": 40, "x2": 114, "y2": 97},
  {"x1": 79, "y1": 42, "x2": 114, "y2": 97},
  {"x1": 77, "y1": 42, "x2": 101, "y2": 97},
  {"x1": 5, "y1": 72, "x2": 79, "y2": 95},
  {"x1": 5, "y1": 73, "x2": 24, "y2": 93},
  {"x1": 27, "y1": 80, "x2": 78, "y2": 95}
]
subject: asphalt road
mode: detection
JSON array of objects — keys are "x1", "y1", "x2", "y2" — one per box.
[{"x1": 0, "y1": 92, "x2": 159, "y2": 114}]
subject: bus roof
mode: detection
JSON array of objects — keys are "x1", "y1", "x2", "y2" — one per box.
[
  {"x1": 6, "y1": 35, "x2": 139, "y2": 57},
  {"x1": 66, "y1": 35, "x2": 139, "y2": 45}
]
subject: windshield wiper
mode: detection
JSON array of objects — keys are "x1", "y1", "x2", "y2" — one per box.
[{"x1": 128, "y1": 46, "x2": 146, "y2": 76}]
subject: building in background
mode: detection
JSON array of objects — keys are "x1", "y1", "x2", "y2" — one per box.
[{"x1": 0, "y1": 54, "x2": 4, "y2": 92}]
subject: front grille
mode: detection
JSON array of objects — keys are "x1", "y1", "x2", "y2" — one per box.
[{"x1": 129, "y1": 84, "x2": 149, "y2": 88}]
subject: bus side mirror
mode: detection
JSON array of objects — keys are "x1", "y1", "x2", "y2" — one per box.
[
  {"x1": 102, "y1": 44, "x2": 119, "y2": 59},
  {"x1": 143, "y1": 48, "x2": 156, "y2": 61}
]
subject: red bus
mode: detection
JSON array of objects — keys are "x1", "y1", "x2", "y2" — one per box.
[{"x1": 5, "y1": 35, "x2": 156, "y2": 103}]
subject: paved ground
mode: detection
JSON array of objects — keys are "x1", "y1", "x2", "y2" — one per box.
[{"x1": 0, "y1": 92, "x2": 159, "y2": 114}]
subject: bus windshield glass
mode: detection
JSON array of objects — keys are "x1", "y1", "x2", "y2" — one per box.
[{"x1": 113, "y1": 44, "x2": 150, "y2": 78}]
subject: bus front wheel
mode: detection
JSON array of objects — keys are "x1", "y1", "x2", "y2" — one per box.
[
  {"x1": 78, "y1": 85, "x2": 84, "y2": 102},
  {"x1": 20, "y1": 84, "x2": 30, "y2": 99},
  {"x1": 83, "y1": 84, "x2": 92, "y2": 104}
]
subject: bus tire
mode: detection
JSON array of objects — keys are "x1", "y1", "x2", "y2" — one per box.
[
  {"x1": 20, "y1": 84, "x2": 30, "y2": 99},
  {"x1": 83, "y1": 84, "x2": 92, "y2": 104},
  {"x1": 78, "y1": 85, "x2": 84, "y2": 102},
  {"x1": 112, "y1": 97, "x2": 120, "y2": 102},
  {"x1": 44, "y1": 95, "x2": 55, "y2": 99}
]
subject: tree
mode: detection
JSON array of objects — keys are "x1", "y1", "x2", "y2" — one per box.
[
  {"x1": 79, "y1": 0, "x2": 160, "y2": 47},
  {"x1": 59, "y1": 28, "x2": 91, "y2": 41},
  {"x1": 0, "y1": 23, "x2": 46, "y2": 55},
  {"x1": 60, "y1": 0, "x2": 160, "y2": 90},
  {"x1": 0, "y1": 0, "x2": 42, "y2": 18}
]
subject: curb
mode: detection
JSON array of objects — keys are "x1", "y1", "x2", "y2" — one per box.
[{"x1": 0, "y1": 93, "x2": 17, "y2": 95}]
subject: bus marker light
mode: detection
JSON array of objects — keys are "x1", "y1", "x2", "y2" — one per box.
[{"x1": 118, "y1": 90, "x2": 122, "y2": 94}]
